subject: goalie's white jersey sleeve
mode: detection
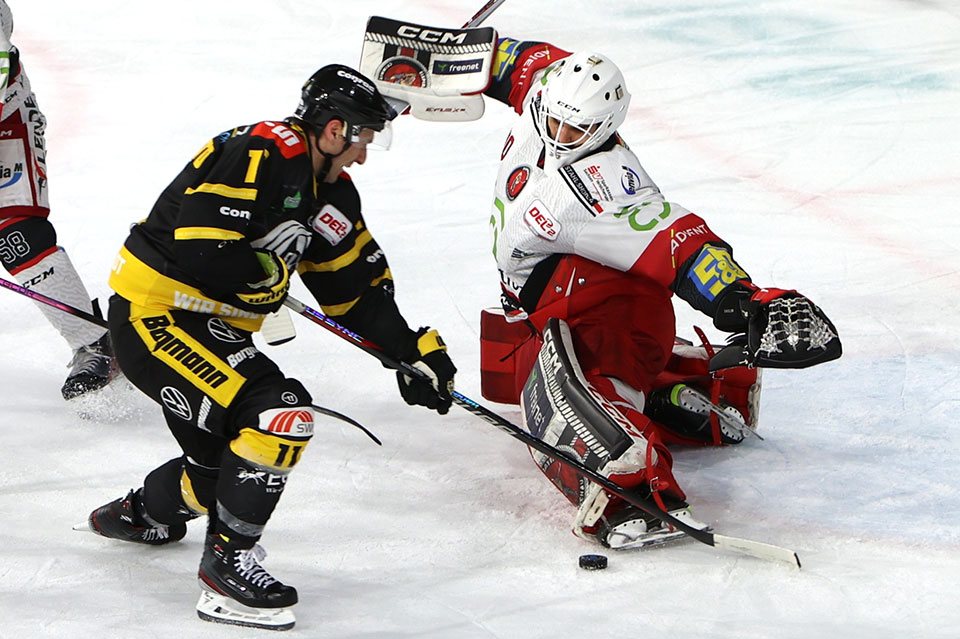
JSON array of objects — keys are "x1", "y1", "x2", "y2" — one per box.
[{"x1": 489, "y1": 104, "x2": 707, "y2": 300}]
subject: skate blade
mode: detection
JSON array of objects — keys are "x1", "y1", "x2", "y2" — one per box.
[
  {"x1": 197, "y1": 587, "x2": 295, "y2": 631},
  {"x1": 72, "y1": 520, "x2": 95, "y2": 534},
  {"x1": 607, "y1": 528, "x2": 691, "y2": 550}
]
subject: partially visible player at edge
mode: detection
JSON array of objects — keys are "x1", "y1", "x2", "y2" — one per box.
[
  {"x1": 481, "y1": 37, "x2": 841, "y2": 550},
  {"x1": 83, "y1": 65, "x2": 456, "y2": 631},
  {"x1": 0, "y1": 0, "x2": 115, "y2": 399}
]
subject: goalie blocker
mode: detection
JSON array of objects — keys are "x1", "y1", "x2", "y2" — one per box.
[{"x1": 359, "y1": 16, "x2": 497, "y2": 121}]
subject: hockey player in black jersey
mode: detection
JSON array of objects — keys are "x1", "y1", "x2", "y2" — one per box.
[{"x1": 83, "y1": 65, "x2": 456, "y2": 631}]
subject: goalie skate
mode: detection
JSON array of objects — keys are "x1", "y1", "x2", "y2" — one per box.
[
  {"x1": 597, "y1": 505, "x2": 712, "y2": 551},
  {"x1": 646, "y1": 383, "x2": 751, "y2": 445}
]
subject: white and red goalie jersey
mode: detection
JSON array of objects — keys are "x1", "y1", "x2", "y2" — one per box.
[{"x1": 484, "y1": 38, "x2": 747, "y2": 325}]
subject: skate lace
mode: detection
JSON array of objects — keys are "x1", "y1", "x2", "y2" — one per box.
[
  {"x1": 234, "y1": 545, "x2": 277, "y2": 589},
  {"x1": 140, "y1": 526, "x2": 171, "y2": 542}
]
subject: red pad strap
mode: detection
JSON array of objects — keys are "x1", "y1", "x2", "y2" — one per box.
[{"x1": 747, "y1": 284, "x2": 799, "y2": 304}]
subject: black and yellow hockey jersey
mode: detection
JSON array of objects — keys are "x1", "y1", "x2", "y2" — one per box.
[{"x1": 110, "y1": 119, "x2": 419, "y2": 359}]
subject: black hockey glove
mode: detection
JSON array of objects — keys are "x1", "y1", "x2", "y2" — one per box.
[
  {"x1": 397, "y1": 328, "x2": 457, "y2": 414},
  {"x1": 235, "y1": 250, "x2": 290, "y2": 314},
  {"x1": 710, "y1": 285, "x2": 842, "y2": 371}
]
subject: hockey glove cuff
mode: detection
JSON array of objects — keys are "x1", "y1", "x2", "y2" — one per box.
[
  {"x1": 397, "y1": 328, "x2": 457, "y2": 415},
  {"x1": 710, "y1": 286, "x2": 842, "y2": 371},
  {"x1": 235, "y1": 250, "x2": 290, "y2": 313}
]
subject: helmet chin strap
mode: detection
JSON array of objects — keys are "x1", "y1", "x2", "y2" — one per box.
[{"x1": 312, "y1": 123, "x2": 351, "y2": 180}]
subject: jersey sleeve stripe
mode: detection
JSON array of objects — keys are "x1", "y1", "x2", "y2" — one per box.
[
  {"x1": 184, "y1": 183, "x2": 258, "y2": 201},
  {"x1": 318, "y1": 270, "x2": 394, "y2": 317},
  {"x1": 297, "y1": 230, "x2": 374, "y2": 273},
  {"x1": 173, "y1": 227, "x2": 245, "y2": 241}
]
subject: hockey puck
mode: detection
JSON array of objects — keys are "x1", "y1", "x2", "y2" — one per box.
[{"x1": 578, "y1": 554, "x2": 608, "y2": 570}]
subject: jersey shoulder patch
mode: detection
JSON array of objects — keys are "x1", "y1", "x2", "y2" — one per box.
[
  {"x1": 250, "y1": 121, "x2": 307, "y2": 159},
  {"x1": 568, "y1": 146, "x2": 658, "y2": 203}
]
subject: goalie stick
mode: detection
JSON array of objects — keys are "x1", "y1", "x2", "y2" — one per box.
[
  {"x1": 463, "y1": 0, "x2": 507, "y2": 27},
  {"x1": 282, "y1": 295, "x2": 802, "y2": 568}
]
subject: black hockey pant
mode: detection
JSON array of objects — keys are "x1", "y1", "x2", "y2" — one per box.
[{"x1": 108, "y1": 295, "x2": 315, "y2": 547}]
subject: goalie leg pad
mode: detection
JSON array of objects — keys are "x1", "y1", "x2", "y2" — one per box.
[
  {"x1": 521, "y1": 318, "x2": 637, "y2": 505},
  {"x1": 521, "y1": 319, "x2": 683, "y2": 538}
]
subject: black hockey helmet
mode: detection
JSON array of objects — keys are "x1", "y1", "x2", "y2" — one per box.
[{"x1": 294, "y1": 64, "x2": 397, "y2": 149}]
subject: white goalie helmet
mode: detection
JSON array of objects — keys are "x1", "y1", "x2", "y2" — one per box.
[{"x1": 535, "y1": 51, "x2": 631, "y2": 171}]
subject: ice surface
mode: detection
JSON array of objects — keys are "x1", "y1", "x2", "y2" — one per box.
[{"x1": 1, "y1": 1, "x2": 958, "y2": 637}]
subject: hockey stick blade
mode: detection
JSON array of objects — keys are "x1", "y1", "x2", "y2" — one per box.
[
  {"x1": 283, "y1": 296, "x2": 801, "y2": 568},
  {"x1": 713, "y1": 534, "x2": 801, "y2": 568},
  {"x1": 313, "y1": 403, "x2": 382, "y2": 446}
]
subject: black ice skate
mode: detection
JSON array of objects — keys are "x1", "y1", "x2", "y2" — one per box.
[
  {"x1": 197, "y1": 533, "x2": 297, "y2": 631},
  {"x1": 84, "y1": 489, "x2": 186, "y2": 545},
  {"x1": 645, "y1": 383, "x2": 748, "y2": 445},
  {"x1": 596, "y1": 502, "x2": 711, "y2": 550},
  {"x1": 62, "y1": 331, "x2": 115, "y2": 400}
]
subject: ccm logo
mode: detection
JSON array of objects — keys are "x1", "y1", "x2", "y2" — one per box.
[
  {"x1": 397, "y1": 25, "x2": 468, "y2": 44},
  {"x1": 219, "y1": 206, "x2": 250, "y2": 219}
]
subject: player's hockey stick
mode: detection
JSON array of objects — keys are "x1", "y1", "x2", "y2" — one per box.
[
  {"x1": 283, "y1": 295, "x2": 801, "y2": 568},
  {"x1": 463, "y1": 0, "x2": 507, "y2": 28},
  {"x1": 0, "y1": 277, "x2": 109, "y2": 328}
]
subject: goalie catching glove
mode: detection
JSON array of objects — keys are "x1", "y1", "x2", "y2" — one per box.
[
  {"x1": 397, "y1": 328, "x2": 457, "y2": 414},
  {"x1": 710, "y1": 282, "x2": 841, "y2": 371},
  {"x1": 235, "y1": 250, "x2": 290, "y2": 314}
]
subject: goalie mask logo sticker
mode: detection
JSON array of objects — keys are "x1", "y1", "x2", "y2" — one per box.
[
  {"x1": 506, "y1": 165, "x2": 530, "y2": 201},
  {"x1": 377, "y1": 57, "x2": 428, "y2": 88}
]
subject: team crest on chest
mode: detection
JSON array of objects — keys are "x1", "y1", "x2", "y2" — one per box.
[{"x1": 506, "y1": 165, "x2": 530, "y2": 201}]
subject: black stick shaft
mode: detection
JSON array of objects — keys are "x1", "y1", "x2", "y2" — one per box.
[{"x1": 283, "y1": 296, "x2": 800, "y2": 566}]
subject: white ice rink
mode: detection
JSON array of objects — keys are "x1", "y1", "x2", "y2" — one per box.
[{"x1": 1, "y1": 1, "x2": 958, "y2": 637}]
